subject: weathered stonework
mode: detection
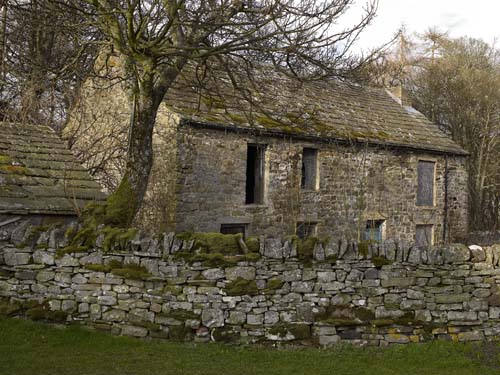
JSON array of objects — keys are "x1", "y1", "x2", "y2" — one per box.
[
  {"x1": 1, "y1": 226, "x2": 499, "y2": 347},
  {"x1": 171, "y1": 125, "x2": 468, "y2": 242}
]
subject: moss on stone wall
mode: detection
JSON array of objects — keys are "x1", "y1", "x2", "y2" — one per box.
[{"x1": 224, "y1": 277, "x2": 258, "y2": 296}]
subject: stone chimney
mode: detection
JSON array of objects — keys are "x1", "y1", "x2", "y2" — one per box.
[{"x1": 388, "y1": 85, "x2": 412, "y2": 107}]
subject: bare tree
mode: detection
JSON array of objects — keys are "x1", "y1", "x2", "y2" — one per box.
[
  {"x1": 0, "y1": 0, "x2": 99, "y2": 129},
  {"x1": 71, "y1": 0, "x2": 384, "y2": 226}
]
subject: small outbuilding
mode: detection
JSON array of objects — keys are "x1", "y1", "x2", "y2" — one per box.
[{"x1": 0, "y1": 122, "x2": 105, "y2": 235}]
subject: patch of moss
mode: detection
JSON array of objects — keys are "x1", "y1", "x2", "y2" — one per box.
[
  {"x1": 56, "y1": 245, "x2": 90, "y2": 257},
  {"x1": 84, "y1": 264, "x2": 111, "y2": 272},
  {"x1": 111, "y1": 264, "x2": 150, "y2": 280},
  {"x1": 212, "y1": 327, "x2": 239, "y2": 343},
  {"x1": 178, "y1": 252, "x2": 261, "y2": 267},
  {"x1": 46, "y1": 310, "x2": 69, "y2": 323},
  {"x1": 372, "y1": 256, "x2": 392, "y2": 269},
  {"x1": 162, "y1": 309, "x2": 200, "y2": 321},
  {"x1": 370, "y1": 319, "x2": 395, "y2": 327},
  {"x1": 0, "y1": 301, "x2": 21, "y2": 316},
  {"x1": 163, "y1": 285, "x2": 183, "y2": 296},
  {"x1": 104, "y1": 177, "x2": 137, "y2": 228},
  {"x1": 168, "y1": 325, "x2": 192, "y2": 341},
  {"x1": 319, "y1": 318, "x2": 363, "y2": 326},
  {"x1": 224, "y1": 277, "x2": 258, "y2": 296},
  {"x1": 101, "y1": 227, "x2": 138, "y2": 253},
  {"x1": 290, "y1": 236, "x2": 319, "y2": 267},
  {"x1": 353, "y1": 307, "x2": 376, "y2": 321},
  {"x1": 263, "y1": 278, "x2": 284, "y2": 293},
  {"x1": 324, "y1": 255, "x2": 338, "y2": 264},
  {"x1": 0, "y1": 154, "x2": 12, "y2": 164},
  {"x1": 0, "y1": 165, "x2": 29, "y2": 174},
  {"x1": 175, "y1": 232, "x2": 243, "y2": 255},
  {"x1": 245, "y1": 237, "x2": 260, "y2": 253},
  {"x1": 26, "y1": 307, "x2": 46, "y2": 321},
  {"x1": 394, "y1": 311, "x2": 419, "y2": 325}
]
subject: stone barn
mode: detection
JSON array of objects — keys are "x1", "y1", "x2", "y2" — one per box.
[
  {"x1": 67, "y1": 67, "x2": 468, "y2": 246},
  {"x1": 0, "y1": 122, "x2": 106, "y2": 238}
]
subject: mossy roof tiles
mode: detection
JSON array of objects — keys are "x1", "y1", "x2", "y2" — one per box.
[
  {"x1": 164, "y1": 69, "x2": 466, "y2": 155},
  {"x1": 0, "y1": 122, "x2": 106, "y2": 215}
]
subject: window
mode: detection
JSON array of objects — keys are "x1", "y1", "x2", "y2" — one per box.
[
  {"x1": 301, "y1": 148, "x2": 318, "y2": 190},
  {"x1": 365, "y1": 220, "x2": 385, "y2": 242},
  {"x1": 417, "y1": 160, "x2": 436, "y2": 206},
  {"x1": 415, "y1": 224, "x2": 433, "y2": 248},
  {"x1": 245, "y1": 144, "x2": 266, "y2": 204},
  {"x1": 296, "y1": 222, "x2": 317, "y2": 239},
  {"x1": 220, "y1": 224, "x2": 246, "y2": 236}
]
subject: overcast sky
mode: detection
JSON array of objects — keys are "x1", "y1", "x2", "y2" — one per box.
[{"x1": 345, "y1": 0, "x2": 500, "y2": 52}]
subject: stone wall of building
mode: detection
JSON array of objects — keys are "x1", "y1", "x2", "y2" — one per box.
[
  {"x1": 1, "y1": 225, "x2": 499, "y2": 347},
  {"x1": 173, "y1": 125, "x2": 468, "y2": 243}
]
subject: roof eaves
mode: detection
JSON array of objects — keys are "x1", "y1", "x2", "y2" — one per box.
[{"x1": 180, "y1": 118, "x2": 469, "y2": 157}]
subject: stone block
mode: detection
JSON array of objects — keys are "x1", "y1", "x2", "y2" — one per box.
[
  {"x1": 121, "y1": 325, "x2": 148, "y2": 337},
  {"x1": 442, "y1": 244, "x2": 470, "y2": 264},
  {"x1": 202, "y1": 308, "x2": 224, "y2": 328},
  {"x1": 226, "y1": 266, "x2": 256, "y2": 281},
  {"x1": 33, "y1": 250, "x2": 54, "y2": 265}
]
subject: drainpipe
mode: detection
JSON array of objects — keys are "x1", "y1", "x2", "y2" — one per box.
[{"x1": 443, "y1": 156, "x2": 449, "y2": 243}]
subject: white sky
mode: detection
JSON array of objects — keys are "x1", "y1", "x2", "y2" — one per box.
[{"x1": 344, "y1": 0, "x2": 500, "y2": 52}]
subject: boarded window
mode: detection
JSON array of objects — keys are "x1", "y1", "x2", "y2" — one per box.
[
  {"x1": 301, "y1": 148, "x2": 318, "y2": 190},
  {"x1": 415, "y1": 225, "x2": 433, "y2": 248},
  {"x1": 365, "y1": 220, "x2": 384, "y2": 242},
  {"x1": 417, "y1": 161, "x2": 435, "y2": 206},
  {"x1": 220, "y1": 224, "x2": 246, "y2": 236},
  {"x1": 296, "y1": 222, "x2": 317, "y2": 239},
  {"x1": 245, "y1": 144, "x2": 266, "y2": 204}
]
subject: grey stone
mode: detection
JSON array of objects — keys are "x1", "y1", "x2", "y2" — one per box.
[
  {"x1": 247, "y1": 314, "x2": 264, "y2": 325},
  {"x1": 37, "y1": 271, "x2": 55, "y2": 282},
  {"x1": 364, "y1": 268, "x2": 378, "y2": 279},
  {"x1": 317, "y1": 271, "x2": 336, "y2": 283},
  {"x1": 97, "y1": 296, "x2": 117, "y2": 306},
  {"x1": 442, "y1": 244, "x2": 470, "y2": 264},
  {"x1": 103, "y1": 309, "x2": 126, "y2": 322},
  {"x1": 202, "y1": 268, "x2": 224, "y2": 280},
  {"x1": 202, "y1": 308, "x2": 224, "y2": 328},
  {"x1": 80, "y1": 253, "x2": 103, "y2": 266},
  {"x1": 264, "y1": 238, "x2": 284, "y2": 259},
  {"x1": 55, "y1": 254, "x2": 79, "y2": 267},
  {"x1": 227, "y1": 311, "x2": 247, "y2": 325},
  {"x1": 61, "y1": 300, "x2": 76, "y2": 312},
  {"x1": 264, "y1": 310, "x2": 279, "y2": 324},
  {"x1": 226, "y1": 266, "x2": 255, "y2": 281},
  {"x1": 4, "y1": 250, "x2": 30, "y2": 266},
  {"x1": 121, "y1": 325, "x2": 148, "y2": 337},
  {"x1": 319, "y1": 335, "x2": 340, "y2": 347},
  {"x1": 469, "y1": 245, "x2": 486, "y2": 263},
  {"x1": 33, "y1": 250, "x2": 55, "y2": 265}
]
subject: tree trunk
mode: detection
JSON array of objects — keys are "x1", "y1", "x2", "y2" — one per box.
[{"x1": 105, "y1": 77, "x2": 162, "y2": 227}]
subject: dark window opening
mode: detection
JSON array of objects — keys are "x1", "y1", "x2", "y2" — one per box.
[
  {"x1": 415, "y1": 224, "x2": 433, "y2": 248},
  {"x1": 296, "y1": 222, "x2": 317, "y2": 239},
  {"x1": 417, "y1": 161, "x2": 435, "y2": 206},
  {"x1": 301, "y1": 148, "x2": 318, "y2": 190},
  {"x1": 365, "y1": 220, "x2": 384, "y2": 242},
  {"x1": 245, "y1": 144, "x2": 265, "y2": 204},
  {"x1": 220, "y1": 224, "x2": 246, "y2": 237}
]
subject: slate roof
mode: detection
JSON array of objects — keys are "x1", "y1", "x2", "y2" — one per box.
[
  {"x1": 0, "y1": 122, "x2": 106, "y2": 215},
  {"x1": 164, "y1": 69, "x2": 467, "y2": 155}
]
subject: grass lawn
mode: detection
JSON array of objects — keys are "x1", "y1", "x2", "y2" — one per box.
[{"x1": 0, "y1": 317, "x2": 499, "y2": 375}]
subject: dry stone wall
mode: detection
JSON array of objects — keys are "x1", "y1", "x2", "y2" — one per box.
[{"x1": 1, "y1": 226, "x2": 500, "y2": 347}]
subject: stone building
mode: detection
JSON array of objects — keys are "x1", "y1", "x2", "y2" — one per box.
[
  {"x1": 0, "y1": 122, "x2": 106, "y2": 235},
  {"x1": 67, "y1": 68, "x2": 468, "y2": 245}
]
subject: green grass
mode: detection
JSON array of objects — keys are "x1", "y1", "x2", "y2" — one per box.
[{"x1": 0, "y1": 317, "x2": 498, "y2": 375}]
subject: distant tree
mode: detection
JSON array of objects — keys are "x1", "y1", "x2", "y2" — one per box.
[
  {"x1": 73, "y1": 0, "x2": 384, "y2": 226},
  {"x1": 411, "y1": 35, "x2": 500, "y2": 231},
  {"x1": 0, "y1": 0, "x2": 99, "y2": 129}
]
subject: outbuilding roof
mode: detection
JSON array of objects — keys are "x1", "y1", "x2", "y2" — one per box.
[
  {"x1": 164, "y1": 69, "x2": 467, "y2": 155},
  {"x1": 0, "y1": 122, "x2": 106, "y2": 215}
]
